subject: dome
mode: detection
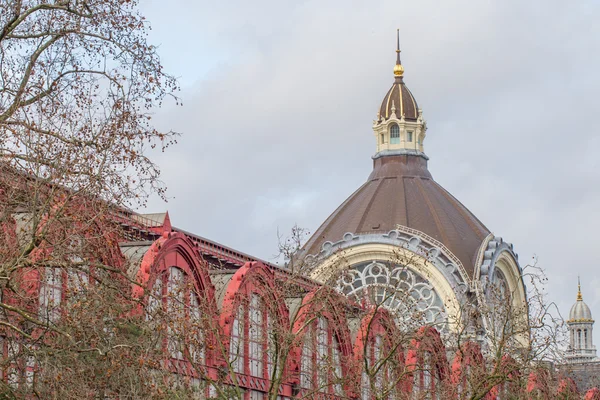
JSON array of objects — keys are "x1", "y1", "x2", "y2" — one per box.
[
  {"x1": 569, "y1": 284, "x2": 594, "y2": 322},
  {"x1": 302, "y1": 154, "x2": 490, "y2": 276},
  {"x1": 569, "y1": 300, "x2": 593, "y2": 322},
  {"x1": 378, "y1": 76, "x2": 419, "y2": 121}
]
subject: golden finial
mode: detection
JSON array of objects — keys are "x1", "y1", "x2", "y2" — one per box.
[
  {"x1": 393, "y1": 29, "x2": 404, "y2": 77},
  {"x1": 577, "y1": 276, "x2": 583, "y2": 301}
]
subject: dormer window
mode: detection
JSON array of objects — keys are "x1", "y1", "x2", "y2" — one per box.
[
  {"x1": 407, "y1": 131, "x2": 413, "y2": 142},
  {"x1": 390, "y1": 124, "x2": 400, "y2": 144}
]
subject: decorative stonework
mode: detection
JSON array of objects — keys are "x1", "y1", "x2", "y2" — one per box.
[
  {"x1": 338, "y1": 261, "x2": 446, "y2": 326},
  {"x1": 304, "y1": 227, "x2": 475, "y2": 332},
  {"x1": 372, "y1": 107, "x2": 427, "y2": 156},
  {"x1": 304, "y1": 227, "x2": 470, "y2": 292},
  {"x1": 475, "y1": 235, "x2": 520, "y2": 291}
]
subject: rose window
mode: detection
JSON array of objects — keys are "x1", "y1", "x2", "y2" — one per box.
[{"x1": 338, "y1": 261, "x2": 446, "y2": 327}]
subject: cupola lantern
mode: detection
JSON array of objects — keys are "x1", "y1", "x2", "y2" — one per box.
[{"x1": 373, "y1": 30, "x2": 426, "y2": 159}]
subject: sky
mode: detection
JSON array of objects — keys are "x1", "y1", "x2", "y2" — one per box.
[{"x1": 138, "y1": 0, "x2": 600, "y2": 345}]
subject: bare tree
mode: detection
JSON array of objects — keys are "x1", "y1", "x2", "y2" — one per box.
[{"x1": 0, "y1": 0, "x2": 179, "y2": 397}]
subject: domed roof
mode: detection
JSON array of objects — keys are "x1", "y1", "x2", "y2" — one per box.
[
  {"x1": 379, "y1": 76, "x2": 419, "y2": 121},
  {"x1": 569, "y1": 283, "x2": 594, "y2": 322},
  {"x1": 302, "y1": 155, "x2": 490, "y2": 276},
  {"x1": 569, "y1": 301, "x2": 593, "y2": 322}
]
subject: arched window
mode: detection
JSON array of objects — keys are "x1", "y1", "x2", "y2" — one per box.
[
  {"x1": 451, "y1": 342, "x2": 485, "y2": 399},
  {"x1": 490, "y1": 355, "x2": 522, "y2": 399},
  {"x1": 300, "y1": 317, "x2": 344, "y2": 396},
  {"x1": 229, "y1": 293, "x2": 273, "y2": 380},
  {"x1": 147, "y1": 266, "x2": 204, "y2": 363},
  {"x1": 39, "y1": 268, "x2": 62, "y2": 322},
  {"x1": 338, "y1": 261, "x2": 447, "y2": 328},
  {"x1": 390, "y1": 124, "x2": 400, "y2": 144},
  {"x1": 356, "y1": 310, "x2": 404, "y2": 400},
  {"x1": 556, "y1": 378, "x2": 579, "y2": 399},
  {"x1": 526, "y1": 369, "x2": 551, "y2": 399},
  {"x1": 360, "y1": 334, "x2": 401, "y2": 400},
  {"x1": 40, "y1": 238, "x2": 92, "y2": 323},
  {"x1": 578, "y1": 329, "x2": 582, "y2": 349},
  {"x1": 221, "y1": 262, "x2": 293, "y2": 398},
  {"x1": 406, "y1": 327, "x2": 448, "y2": 400}
]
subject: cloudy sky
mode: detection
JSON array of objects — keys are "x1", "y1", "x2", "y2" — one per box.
[{"x1": 138, "y1": 0, "x2": 600, "y2": 343}]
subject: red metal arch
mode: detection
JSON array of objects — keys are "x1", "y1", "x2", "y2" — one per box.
[
  {"x1": 405, "y1": 326, "x2": 449, "y2": 393},
  {"x1": 556, "y1": 377, "x2": 579, "y2": 398},
  {"x1": 586, "y1": 387, "x2": 600, "y2": 400},
  {"x1": 220, "y1": 261, "x2": 290, "y2": 346},
  {"x1": 219, "y1": 262, "x2": 293, "y2": 396},
  {"x1": 450, "y1": 341, "x2": 484, "y2": 382},
  {"x1": 353, "y1": 307, "x2": 405, "y2": 367},
  {"x1": 353, "y1": 307, "x2": 406, "y2": 396},
  {"x1": 291, "y1": 287, "x2": 355, "y2": 397},
  {"x1": 487, "y1": 354, "x2": 524, "y2": 399},
  {"x1": 131, "y1": 232, "x2": 218, "y2": 384},
  {"x1": 526, "y1": 368, "x2": 552, "y2": 399},
  {"x1": 133, "y1": 232, "x2": 215, "y2": 307},
  {"x1": 450, "y1": 341, "x2": 491, "y2": 399}
]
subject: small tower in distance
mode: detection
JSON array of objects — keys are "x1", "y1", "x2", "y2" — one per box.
[{"x1": 566, "y1": 278, "x2": 597, "y2": 363}]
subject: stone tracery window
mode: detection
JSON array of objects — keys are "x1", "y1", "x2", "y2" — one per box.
[{"x1": 338, "y1": 261, "x2": 446, "y2": 327}]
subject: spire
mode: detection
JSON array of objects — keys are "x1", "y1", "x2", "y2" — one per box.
[
  {"x1": 393, "y1": 29, "x2": 404, "y2": 78},
  {"x1": 578, "y1": 276, "x2": 583, "y2": 301}
]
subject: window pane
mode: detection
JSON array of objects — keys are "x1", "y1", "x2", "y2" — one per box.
[
  {"x1": 167, "y1": 267, "x2": 185, "y2": 359},
  {"x1": 39, "y1": 268, "x2": 62, "y2": 322},
  {"x1": 301, "y1": 329, "x2": 314, "y2": 389},
  {"x1": 230, "y1": 307, "x2": 244, "y2": 374},
  {"x1": 248, "y1": 294, "x2": 263, "y2": 377},
  {"x1": 189, "y1": 291, "x2": 204, "y2": 364},
  {"x1": 390, "y1": 125, "x2": 400, "y2": 144}
]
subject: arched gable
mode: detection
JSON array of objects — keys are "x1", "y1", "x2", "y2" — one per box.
[
  {"x1": 526, "y1": 368, "x2": 552, "y2": 399},
  {"x1": 133, "y1": 232, "x2": 215, "y2": 307},
  {"x1": 487, "y1": 354, "x2": 524, "y2": 399},
  {"x1": 291, "y1": 287, "x2": 354, "y2": 397},
  {"x1": 220, "y1": 262, "x2": 289, "y2": 340},
  {"x1": 354, "y1": 308, "x2": 406, "y2": 397},
  {"x1": 291, "y1": 287, "x2": 353, "y2": 366},
  {"x1": 450, "y1": 341, "x2": 484, "y2": 382},
  {"x1": 353, "y1": 307, "x2": 404, "y2": 367},
  {"x1": 585, "y1": 387, "x2": 600, "y2": 400},
  {"x1": 219, "y1": 262, "x2": 293, "y2": 396},
  {"x1": 405, "y1": 326, "x2": 448, "y2": 392},
  {"x1": 556, "y1": 377, "x2": 579, "y2": 398},
  {"x1": 450, "y1": 341, "x2": 489, "y2": 398},
  {"x1": 292, "y1": 288, "x2": 353, "y2": 359}
]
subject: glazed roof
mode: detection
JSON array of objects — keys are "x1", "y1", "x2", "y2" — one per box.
[
  {"x1": 379, "y1": 76, "x2": 419, "y2": 121},
  {"x1": 302, "y1": 155, "x2": 490, "y2": 276}
]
